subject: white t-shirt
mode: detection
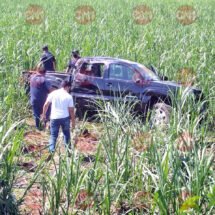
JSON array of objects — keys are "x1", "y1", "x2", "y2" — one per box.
[{"x1": 47, "y1": 88, "x2": 74, "y2": 119}]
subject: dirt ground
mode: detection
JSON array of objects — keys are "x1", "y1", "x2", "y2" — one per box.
[
  {"x1": 15, "y1": 118, "x2": 100, "y2": 215},
  {"x1": 14, "y1": 118, "x2": 215, "y2": 214}
]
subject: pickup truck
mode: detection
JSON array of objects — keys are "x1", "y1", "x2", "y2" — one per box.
[{"x1": 23, "y1": 56, "x2": 205, "y2": 126}]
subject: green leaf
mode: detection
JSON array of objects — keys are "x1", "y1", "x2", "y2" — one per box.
[
  {"x1": 208, "y1": 186, "x2": 215, "y2": 207},
  {"x1": 180, "y1": 196, "x2": 200, "y2": 212},
  {"x1": 161, "y1": 150, "x2": 169, "y2": 181},
  {"x1": 153, "y1": 190, "x2": 168, "y2": 214}
]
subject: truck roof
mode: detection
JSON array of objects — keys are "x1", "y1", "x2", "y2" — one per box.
[{"x1": 81, "y1": 56, "x2": 138, "y2": 65}]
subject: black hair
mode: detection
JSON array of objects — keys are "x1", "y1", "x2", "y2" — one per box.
[
  {"x1": 61, "y1": 80, "x2": 71, "y2": 88},
  {"x1": 42, "y1": 45, "x2": 48, "y2": 51},
  {"x1": 73, "y1": 53, "x2": 78, "y2": 58},
  {"x1": 71, "y1": 50, "x2": 80, "y2": 57}
]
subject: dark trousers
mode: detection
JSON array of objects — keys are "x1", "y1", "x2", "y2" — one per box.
[{"x1": 32, "y1": 102, "x2": 50, "y2": 129}]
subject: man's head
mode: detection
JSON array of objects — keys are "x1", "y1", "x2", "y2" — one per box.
[
  {"x1": 61, "y1": 80, "x2": 72, "y2": 92},
  {"x1": 79, "y1": 62, "x2": 88, "y2": 74},
  {"x1": 71, "y1": 50, "x2": 80, "y2": 58},
  {"x1": 42, "y1": 45, "x2": 48, "y2": 52},
  {"x1": 36, "y1": 62, "x2": 46, "y2": 74}
]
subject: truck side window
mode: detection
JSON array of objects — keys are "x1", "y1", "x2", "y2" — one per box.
[
  {"x1": 109, "y1": 64, "x2": 134, "y2": 80},
  {"x1": 79, "y1": 63, "x2": 88, "y2": 75},
  {"x1": 79, "y1": 63, "x2": 105, "y2": 77},
  {"x1": 90, "y1": 63, "x2": 105, "y2": 77}
]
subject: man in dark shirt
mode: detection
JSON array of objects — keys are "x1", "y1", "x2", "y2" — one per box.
[
  {"x1": 30, "y1": 64, "x2": 51, "y2": 129},
  {"x1": 66, "y1": 50, "x2": 81, "y2": 73},
  {"x1": 40, "y1": 45, "x2": 56, "y2": 72}
]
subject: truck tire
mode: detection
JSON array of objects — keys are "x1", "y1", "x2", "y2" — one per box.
[{"x1": 150, "y1": 103, "x2": 172, "y2": 128}]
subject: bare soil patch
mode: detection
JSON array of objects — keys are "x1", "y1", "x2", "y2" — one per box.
[
  {"x1": 75, "y1": 129, "x2": 99, "y2": 155},
  {"x1": 16, "y1": 119, "x2": 100, "y2": 213}
]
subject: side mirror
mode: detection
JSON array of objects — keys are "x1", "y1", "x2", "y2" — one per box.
[
  {"x1": 150, "y1": 65, "x2": 158, "y2": 75},
  {"x1": 135, "y1": 79, "x2": 141, "y2": 84},
  {"x1": 161, "y1": 76, "x2": 168, "y2": 81}
]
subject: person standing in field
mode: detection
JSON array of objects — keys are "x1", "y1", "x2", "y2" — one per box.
[
  {"x1": 30, "y1": 63, "x2": 51, "y2": 130},
  {"x1": 40, "y1": 45, "x2": 56, "y2": 72},
  {"x1": 66, "y1": 50, "x2": 81, "y2": 73},
  {"x1": 42, "y1": 80, "x2": 75, "y2": 153}
]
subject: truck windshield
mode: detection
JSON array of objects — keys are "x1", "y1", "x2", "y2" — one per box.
[{"x1": 133, "y1": 64, "x2": 160, "y2": 81}]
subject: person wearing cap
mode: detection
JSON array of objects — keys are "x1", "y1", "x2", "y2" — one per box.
[
  {"x1": 42, "y1": 80, "x2": 75, "y2": 153},
  {"x1": 66, "y1": 50, "x2": 81, "y2": 73},
  {"x1": 40, "y1": 45, "x2": 56, "y2": 72},
  {"x1": 30, "y1": 63, "x2": 52, "y2": 130}
]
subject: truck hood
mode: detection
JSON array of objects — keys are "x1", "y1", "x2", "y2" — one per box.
[
  {"x1": 149, "y1": 80, "x2": 202, "y2": 99},
  {"x1": 153, "y1": 80, "x2": 182, "y2": 88}
]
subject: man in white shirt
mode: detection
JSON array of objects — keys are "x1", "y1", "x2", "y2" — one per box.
[{"x1": 42, "y1": 80, "x2": 75, "y2": 152}]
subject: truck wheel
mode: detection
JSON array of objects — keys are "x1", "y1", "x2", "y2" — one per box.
[{"x1": 150, "y1": 103, "x2": 172, "y2": 128}]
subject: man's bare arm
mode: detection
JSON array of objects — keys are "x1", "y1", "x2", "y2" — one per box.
[
  {"x1": 66, "y1": 67, "x2": 70, "y2": 73},
  {"x1": 42, "y1": 101, "x2": 51, "y2": 120},
  {"x1": 68, "y1": 107, "x2": 75, "y2": 129}
]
